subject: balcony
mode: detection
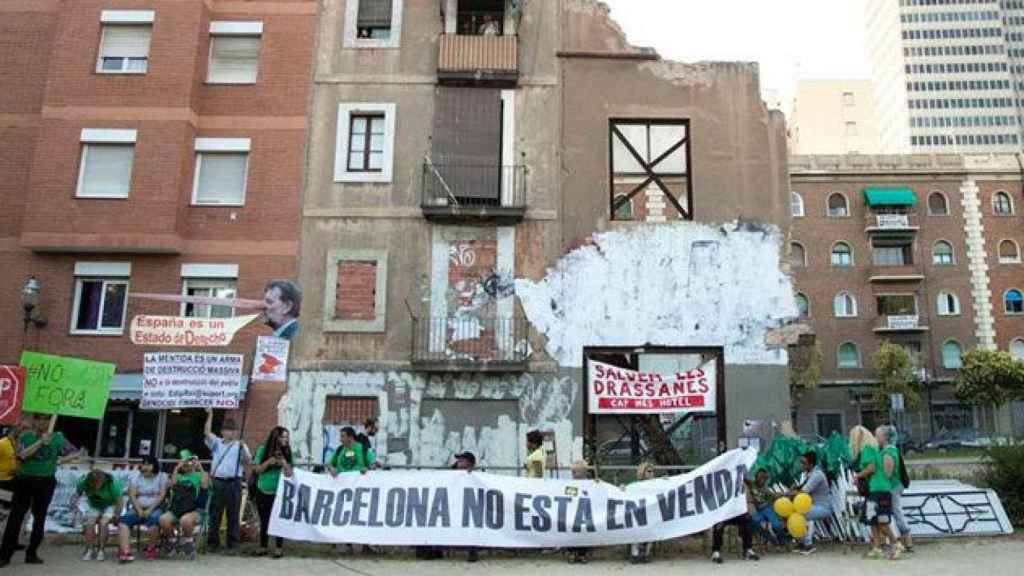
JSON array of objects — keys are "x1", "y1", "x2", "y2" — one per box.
[
  {"x1": 438, "y1": 34, "x2": 518, "y2": 85},
  {"x1": 874, "y1": 315, "x2": 929, "y2": 333},
  {"x1": 869, "y1": 264, "x2": 925, "y2": 283},
  {"x1": 421, "y1": 163, "x2": 527, "y2": 223},
  {"x1": 410, "y1": 316, "x2": 530, "y2": 372},
  {"x1": 865, "y1": 213, "x2": 919, "y2": 234}
]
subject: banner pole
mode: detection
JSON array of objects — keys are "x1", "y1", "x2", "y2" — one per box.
[{"x1": 46, "y1": 414, "x2": 57, "y2": 434}]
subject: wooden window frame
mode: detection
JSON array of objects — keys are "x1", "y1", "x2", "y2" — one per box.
[{"x1": 608, "y1": 118, "x2": 693, "y2": 221}]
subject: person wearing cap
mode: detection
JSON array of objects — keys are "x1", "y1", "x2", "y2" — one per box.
[
  {"x1": 204, "y1": 409, "x2": 251, "y2": 553},
  {"x1": 158, "y1": 450, "x2": 209, "y2": 560}
]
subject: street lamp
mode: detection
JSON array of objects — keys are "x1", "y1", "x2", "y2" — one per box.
[{"x1": 22, "y1": 276, "x2": 47, "y2": 333}]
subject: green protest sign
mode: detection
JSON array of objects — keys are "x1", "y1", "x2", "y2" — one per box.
[{"x1": 19, "y1": 352, "x2": 115, "y2": 420}]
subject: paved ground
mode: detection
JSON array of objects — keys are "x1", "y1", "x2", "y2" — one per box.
[{"x1": 3, "y1": 537, "x2": 1022, "y2": 576}]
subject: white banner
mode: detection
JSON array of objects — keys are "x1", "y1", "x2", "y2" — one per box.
[
  {"x1": 142, "y1": 352, "x2": 243, "y2": 409},
  {"x1": 588, "y1": 359, "x2": 716, "y2": 415},
  {"x1": 270, "y1": 449, "x2": 755, "y2": 548},
  {"x1": 252, "y1": 336, "x2": 289, "y2": 382},
  {"x1": 130, "y1": 314, "x2": 259, "y2": 347}
]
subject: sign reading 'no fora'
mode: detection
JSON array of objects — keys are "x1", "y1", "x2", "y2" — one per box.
[{"x1": 19, "y1": 352, "x2": 115, "y2": 420}]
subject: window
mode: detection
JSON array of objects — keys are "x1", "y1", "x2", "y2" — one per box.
[
  {"x1": 843, "y1": 92, "x2": 855, "y2": 107},
  {"x1": 795, "y1": 293, "x2": 810, "y2": 317},
  {"x1": 827, "y1": 193, "x2": 849, "y2": 217},
  {"x1": 790, "y1": 242, "x2": 806, "y2": 268},
  {"x1": 942, "y1": 340, "x2": 964, "y2": 369},
  {"x1": 207, "y1": 22, "x2": 263, "y2": 84},
  {"x1": 192, "y1": 138, "x2": 250, "y2": 205},
  {"x1": 872, "y1": 237, "x2": 913, "y2": 266},
  {"x1": 613, "y1": 194, "x2": 634, "y2": 220},
  {"x1": 323, "y1": 249, "x2": 388, "y2": 332},
  {"x1": 877, "y1": 294, "x2": 916, "y2": 317},
  {"x1": 1010, "y1": 338, "x2": 1024, "y2": 360},
  {"x1": 932, "y1": 240, "x2": 955, "y2": 265},
  {"x1": 993, "y1": 191, "x2": 1014, "y2": 215},
  {"x1": 816, "y1": 412, "x2": 844, "y2": 438},
  {"x1": 1005, "y1": 289, "x2": 1024, "y2": 314},
  {"x1": 831, "y1": 242, "x2": 853, "y2": 267},
  {"x1": 71, "y1": 262, "x2": 130, "y2": 335},
  {"x1": 344, "y1": 0, "x2": 402, "y2": 48},
  {"x1": 456, "y1": 0, "x2": 506, "y2": 35},
  {"x1": 837, "y1": 342, "x2": 861, "y2": 369},
  {"x1": 610, "y1": 119, "x2": 691, "y2": 220},
  {"x1": 845, "y1": 121, "x2": 858, "y2": 136},
  {"x1": 96, "y1": 11, "x2": 154, "y2": 73},
  {"x1": 76, "y1": 129, "x2": 136, "y2": 198},
  {"x1": 833, "y1": 291, "x2": 857, "y2": 317},
  {"x1": 791, "y1": 192, "x2": 804, "y2": 217},
  {"x1": 999, "y1": 239, "x2": 1020, "y2": 263},
  {"x1": 335, "y1": 103, "x2": 396, "y2": 183},
  {"x1": 937, "y1": 291, "x2": 961, "y2": 316},
  {"x1": 182, "y1": 268, "x2": 237, "y2": 318},
  {"x1": 928, "y1": 191, "x2": 949, "y2": 215}
]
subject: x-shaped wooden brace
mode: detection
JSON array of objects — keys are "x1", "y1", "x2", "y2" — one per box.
[{"x1": 610, "y1": 124, "x2": 690, "y2": 219}]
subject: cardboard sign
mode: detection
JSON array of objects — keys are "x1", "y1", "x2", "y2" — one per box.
[
  {"x1": 0, "y1": 366, "x2": 26, "y2": 425},
  {"x1": 142, "y1": 352, "x2": 243, "y2": 409},
  {"x1": 19, "y1": 352, "x2": 115, "y2": 420},
  {"x1": 252, "y1": 336, "x2": 290, "y2": 382},
  {"x1": 129, "y1": 314, "x2": 259, "y2": 347},
  {"x1": 587, "y1": 359, "x2": 716, "y2": 415}
]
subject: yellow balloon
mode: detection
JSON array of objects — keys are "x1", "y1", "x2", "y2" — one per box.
[
  {"x1": 794, "y1": 492, "x2": 813, "y2": 515},
  {"x1": 787, "y1": 512, "x2": 808, "y2": 539},
  {"x1": 773, "y1": 496, "x2": 795, "y2": 519}
]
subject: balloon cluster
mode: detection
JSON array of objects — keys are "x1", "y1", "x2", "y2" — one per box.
[{"x1": 773, "y1": 493, "x2": 813, "y2": 538}]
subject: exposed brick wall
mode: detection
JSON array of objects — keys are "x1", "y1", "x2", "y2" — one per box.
[
  {"x1": 976, "y1": 180, "x2": 1024, "y2": 351},
  {"x1": 335, "y1": 260, "x2": 377, "y2": 321},
  {"x1": 323, "y1": 396, "x2": 378, "y2": 426}
]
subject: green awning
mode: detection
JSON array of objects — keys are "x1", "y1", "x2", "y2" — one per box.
[{"x1": 864, "y1": 187, "x2": 916, "y2": 207}]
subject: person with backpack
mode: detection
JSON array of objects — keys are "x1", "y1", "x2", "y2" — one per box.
[
  {"x1": 327, "y1": 427, "x2": 368, "y2": 476},
  {"x1": 203, "y1": 409, "x2": 251, "y2": 553},
  {"x1": 850, "y1": 425, "x2": 902, "y2": 560},
  {"x1": 878, "y1": 425, "x2": 914, "y2": 554},
  {"x1": 158, "y1": 450, "x2": 210, "y2": 560}
]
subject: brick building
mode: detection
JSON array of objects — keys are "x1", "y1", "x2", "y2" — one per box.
[
  {"x1": 0, "y1": 1, "x2": 315, "y2": 460},
  {"x1": 790, "y1": 153, "x2": 1024, "y2": 443}
]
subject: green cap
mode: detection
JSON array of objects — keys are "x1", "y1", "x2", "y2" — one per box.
[{"x1": 179, "y1": 449, "x2": 197, "y2": 460}]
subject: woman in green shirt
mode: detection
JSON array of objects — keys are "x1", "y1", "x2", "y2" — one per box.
[
  {"x1": 849, "y1": 425, "x2": 900, "y2": 560},
  {"x1": 251, "y1": 426, "x2": 293, "y2": 558}
]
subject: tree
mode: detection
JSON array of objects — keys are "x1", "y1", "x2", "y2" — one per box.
[
  {"x1": 955, "y1": 349, "x2": 1024, "y2": 412},
  {"x1": 789, "y1": 340, "x2": 822, "y2": 392},
  {"x1": 873, "y1": 341, "x2": 921, "y2": 413}
]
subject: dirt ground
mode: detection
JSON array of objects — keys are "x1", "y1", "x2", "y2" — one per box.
[{"x1": 3, "y1": 536, "x2": 1023, "y2": 576}]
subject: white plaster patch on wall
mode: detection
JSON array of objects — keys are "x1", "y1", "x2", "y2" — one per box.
[{"x1": 515, "y1": 222, "x2": 797, "y2": 367}]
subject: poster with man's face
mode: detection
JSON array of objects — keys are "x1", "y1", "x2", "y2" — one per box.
[{"x1": 263, "y1": 280, "x2": 302, "y2": 341}]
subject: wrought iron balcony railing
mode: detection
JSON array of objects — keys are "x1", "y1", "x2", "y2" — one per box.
[{"x1": 411, "y1": 316, "x2": 530, "y2": 371}]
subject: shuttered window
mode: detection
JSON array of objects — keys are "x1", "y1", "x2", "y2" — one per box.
[
  {"x1": 77, "y1": 144, "x2": 135, "y2": 198},
  {"x1": 357, "y1": 0, "x2": 393, "y2": 38},
  {"x1": 208, "y1": 36, "x2": 260, "y2": 84},
  {"x1": 193, "y1": 153, "x2": 248, "y2": 205},
  {"x1": 97, "y1": 25, "x2": 151, "y2": 73},
  {"x1": 430, "y1": 88, "x2": 503, "y2": 201}
]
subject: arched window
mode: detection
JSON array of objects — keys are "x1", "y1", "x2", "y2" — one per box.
[
  {"x1": 998, "y1": 239, "x2": 1020, "y2": 264},
  {"x1": 993, "y1": 191, "x2": 1014, "y2": 215},
  {"x1": 791, "y1": 192, "x2": 805, "y2": 217},
  {"x1": 827, "y1": 193, "x2": 849, "y2": 218},
  {"x1": 1010, "y1": 338, "x2": 1024, "y2": 361},
  {"x1": 1005, "y1": 289, "x2": 1024, "y2": 314},
  {"x1": 942, "y1": 340, "x2": 964, "y2": 369},
  {"x1": 837, "y1": 342, "x2": 861, "y2": 369},
  {"x1": 831, "y1": 242, "x2": 853, "y2": 267},
  {"x1": 613, "y1": 194, "x2": 634, "y2": 220},
  {"x1": 833, "y1": 291, "x2": 857, "y2": 317},
  {"x1": 795, "y1": 293, "x2": 810, "y2": 317},
  {"x1": 932, "y1": 241, "x2": 955, "y2": 265},
  {"x1": 928, "y1": 191, "x2": 949, "y2": 215},
  {"x1": 937, "y1": 291, "x2": 961, "y2": 316},
  {"x1": 790, "y1": 242, "x2": 807, "y2": 268}
]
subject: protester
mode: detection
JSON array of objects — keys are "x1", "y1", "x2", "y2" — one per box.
[
  {"x1": 749, "y1": 468, "x2": 785, "y2": 546},
  {"x1": 252, "y1": 426, "x2": 293, "y2": 558},
  {"x1": 524, "y1": 430, "x2": 545, "y2": 478},
  {"x1": 790, "y1": 451, "x2": 833, "y2": 555},
  {"x1": 356, "y1": 418, "x2": 380, "y2": 468},
  {"x1": 159, "y1": 450, "x2": 209, "y2": 560},
  {"x1": 567, "y1": 460, "x2": 593, "y2": 564},
  {"x1": 71, "y1": 468, "x2": 125, "y2": 562},
  {"x1": 204, "y1": 409, "x2": 251, "y2": 553},
  {"x1": 629, "y1": 462, "x2": 657, "y2": 564},
  {"x1": 454, "y1": 452, "x2": 480, "y2": 563},
  {"x1": 0, "y1": 413, "x2": 81, "y2": 567},
  {"x1": 710, "y1": 474, "x2": 759, "y2": 565},
  {"x1": 328, "y1": 426, "x2": 369, "y2": 475},
  {"x1": 850, "y1": 425, "x2": 902, "y2": 560},
  {"x1": 0, "y1": 424, "x2": 19, "y2": 554},
  {"x1": 877, "y1": 425, "x2": 913, "y2": 554},
  {"x1": 119, "y1": 455, "x2": 168, "y2": 561}
]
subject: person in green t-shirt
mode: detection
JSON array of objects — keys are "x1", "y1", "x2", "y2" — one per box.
[
  {"x1": 251, "y1": 426, "x2": 293, "y2": 558},
  {"x1": 850, "y1": 425, "x2": 899, "y2": 560},
  {"x1": 71, "y1": 469, "x2": 124, "y2": 562},
  {"x1": 328, "y1": 427, "x2": 368, "y2": 475},
  {"x1": 877, "y1": 425, "x2": 912, "y2": 555}
]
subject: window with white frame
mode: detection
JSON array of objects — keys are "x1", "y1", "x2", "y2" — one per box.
[
  {"x1": 837, "y1": 342, "x2": 861, "y2": 369},
  {"x1": 932, "y1": 240, "x2": 955, "y2": 265},
  {"x1": 993, "y1": 191, "x2": 1014, "y2": 215},
  {"x1": 827, "y1": 193, "x2": 849, "y2": 217},
  {"x1": 335, "y1": 103, "x2": 396, "y2": 183},
  {"x1": 998, "y1": 239, "x2": 1020, "y2": 263},
  {"x1": 192, "y1": 138, "x2": 250, "y2": 205},
  {"x1": 344, "y1": 0, "x2": 403, "y2": 48},
  {"x1": 71, "y1": 262, "x2": 130, "y2": 335},
  {"x1": 942, "y1": 340, "x2": 964, "y2": 370},
  {"x1": 833, "y1": 291, "x2": 858, "y2": 317},
  {"x1": 76, "y1": 129, "x2": 136, "y2": 198},
  {"x1": 791, "y1": 192, "x2": 804, "y2": 217},
  {"x1": 937, "y1": 291, "x2": 961, "y2": 316},
  {"x1": 207, "y1": 21, "x2": 262, "y2": 84},
  {"x1": 96, "y1": 11, "x2": 154, "y2": 73},
  {"x1": 831, "y1": 242, "x2": 853, "y2": 267},
  {"x1": 180, "y1": 264, "x2": 238, "y2": 318}
]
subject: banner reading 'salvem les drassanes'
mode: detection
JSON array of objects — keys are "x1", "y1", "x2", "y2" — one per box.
[
  {"x1": 588, "y1": 359, "x2": 716, "y2": 415},
  {"x1": 270, "y1": 448, "x2": 756, "y2": 548}
]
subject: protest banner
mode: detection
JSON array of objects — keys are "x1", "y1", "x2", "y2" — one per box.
[
  {"x1": 587, "y1": 359, "x2": 716, "y2": 415},
  {"x1": 129, "y1": 314, "x2": 259, "y2": 347},
  {"x1": 142, "y1": 352, "x2": 244, "y2": 409},
  {"x1": 252, "y1": 336, "x2": 289, "y2": 382},
  {"x1": 0, "y1": 366, "x2": 26, "y2": 425},
  {"x1": 19, "y1": 352, "x2": 115, "y2": 420},
  {"x1": 270, "y1": 448, "x2": 756, "y2": 547}
]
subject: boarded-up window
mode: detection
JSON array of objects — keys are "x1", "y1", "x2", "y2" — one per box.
[
  {"x1": 323, "y1": 396, "x2": 378, "y2": 425},
  {"x1": 357, "y1": 0, "x2": 393, "y2": 38},
  {"x1": 610, "y1": 119, "x2": 691, "y2": 220},
  {"x1": 430, "y1": 88, "x2": 503, "y2": 203},
  {"x1": 335, "y1": 261, "x2": 378, "y2": 321}
]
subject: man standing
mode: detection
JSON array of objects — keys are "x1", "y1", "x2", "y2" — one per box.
[
  {"x1": 204, "y1": 409, "x2": 251, "y2": 553},
  {"x1": 356, "y1": 417, "x2": 379, "y2": 469},
  {"x1": 327, "y1": 427, "x2": 367, "y2": 476},
  {"x1": 524, "y1": 430, "x2": 545, "y2": 478},
  {"x1": 262, "y1": 280, "x2": 301, "y2": 341}
]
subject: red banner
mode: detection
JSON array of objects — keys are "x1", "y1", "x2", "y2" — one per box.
[
  {"x1": 587, "y1": 359, "x2": 716, "y2": 415},
  {"x1": 0, "y1": 366, "x2": 26, "y2": 426}
]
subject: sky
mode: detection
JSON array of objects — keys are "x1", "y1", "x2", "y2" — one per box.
[{"x1": 601, "y1": 0, "x2": 873, "y2": 114}]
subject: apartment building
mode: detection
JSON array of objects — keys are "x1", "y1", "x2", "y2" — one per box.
[
  {"x1": 789, "y1": 80, "x2": 883, "y2": 155},
  {"x1": 790, "y1": 153, "x2": 1024, "y2": 441},
  {"x1": 282, "y1": 0, "x2": 796, "y2": 471},
  {"x1": 0, "y1": 1, "x2": 315, "y2": 459}
]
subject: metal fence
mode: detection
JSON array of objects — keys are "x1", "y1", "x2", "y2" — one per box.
[
  {"x1": 411, "y1": 316, "x2": 529, "y2": 366},
  {"x1": 421, "y1": 164, "x2": 526, "y2": 209}
]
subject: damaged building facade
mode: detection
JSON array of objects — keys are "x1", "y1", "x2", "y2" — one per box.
[{"x1": 283, "y1": 0, "x2": 797, "y2": 471}]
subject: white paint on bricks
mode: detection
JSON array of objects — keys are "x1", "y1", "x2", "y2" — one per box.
[{"x1": 515, "y1": 222, "x2": 798, "y2": 367}]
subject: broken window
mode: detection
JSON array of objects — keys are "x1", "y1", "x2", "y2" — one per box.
[{"x1": 609, "y1": 118, "x2": 691, "y2": 221}]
